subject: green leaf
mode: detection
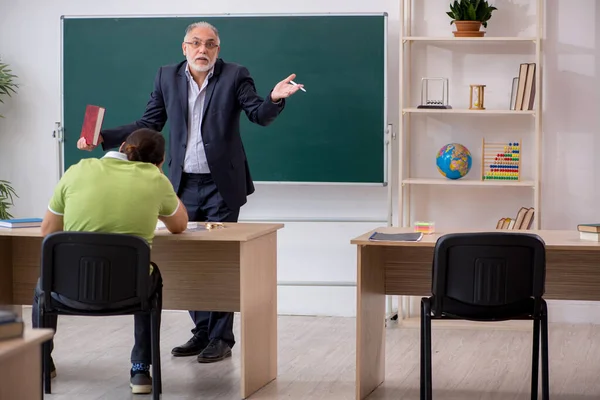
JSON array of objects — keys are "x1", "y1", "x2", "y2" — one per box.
[
  {"x1": 0, "y1": 59, "x2": 18, "y2": 109},
  {"x1": 0, "y1": 181, "x2": 18, "y2": 220},
  {"x1": 467, "y1": 4, "x2": 477, "y2": 20}
]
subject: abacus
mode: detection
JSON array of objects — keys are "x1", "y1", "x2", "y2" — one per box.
[{"x1": 481, "y1": 139, "x2": 521, "y2": 181}]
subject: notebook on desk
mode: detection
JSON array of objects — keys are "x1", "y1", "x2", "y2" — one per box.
[
  {"x1": 368, "y1": 232, "x2": 423, "y2": 242},
  {"x1": 0, "y1": 218, "x2": 42, "y2": 228}
]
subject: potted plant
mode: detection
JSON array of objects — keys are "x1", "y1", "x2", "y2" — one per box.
[
  {"x1": 0, "y1": 59, "x2": 18, "y2": 117},
  {"x1": 0, "y1": 180, "x2": 17, "y2": 220},
  {"x1": 0, "y1": 60, "x2": 18, "y2": 220},
  {"x1": 447, "y1": 0, "x2": 497, "y2": 37}
]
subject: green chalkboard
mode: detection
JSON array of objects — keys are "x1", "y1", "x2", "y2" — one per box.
[{"x1": 62, "y1": 14, "x2": 387, "y2": 183}]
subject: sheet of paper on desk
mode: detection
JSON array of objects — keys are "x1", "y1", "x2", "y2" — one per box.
[
  {"x1": 368, "y1": 232, "x2": 423, "y2": 242},
  {"x1": 155, "y1": 221, "x2": 204, "y2": 231}
]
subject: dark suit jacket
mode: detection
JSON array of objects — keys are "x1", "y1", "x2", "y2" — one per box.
[{"x1": 101, "y1": 58, "x2": 285, "y2": 209}]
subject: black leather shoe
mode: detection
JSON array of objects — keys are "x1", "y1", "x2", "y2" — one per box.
[
  {"x1": 197, "y1": 339, "x2": 232, "y2": 363},
  {"x1": 171, "y1": 333, "x2": 209, "y2": 357}
]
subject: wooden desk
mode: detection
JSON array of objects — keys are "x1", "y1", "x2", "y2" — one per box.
[
  {"x1": 0, "y1": 328, "x2": 54, "y2": 400},
  {"x1": 351, "y1": 228, "x2": 600, "y2": 400},
  {"x1": 0, "y1": 222, "x2": 283, "y2": 399}
]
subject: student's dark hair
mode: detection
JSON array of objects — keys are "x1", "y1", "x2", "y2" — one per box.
[{"x1": 122, "y1": 128, "x2": 165, "y2": 165}]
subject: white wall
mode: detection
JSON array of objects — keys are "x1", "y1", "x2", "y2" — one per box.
[{"x1": 0, "y1": 0, "x2": 599, "y2": 322}]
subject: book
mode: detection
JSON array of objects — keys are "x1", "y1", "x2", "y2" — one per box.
[
  {"x1": 513, "y1": 207, "x2": 529, "y2": 229},
  {"x1": 515, "y1": 63, "x2": 529, "y2": 110},
  {"x1": 520, "y1": 208, "x2": 535, "y2": 229},
  {"x1": 0, "y1": 218, "x2": 42, "y2": 228},
  {"x1": 522, "y1": 63, "x2": 536, "y2": 111},
  {"x1": 0, "y1": 310, "x2": 24, "y2": 341},
  {"x1": 368, "y1": 232, "x2": 423, "y2": 242},
  {"x1": 80, "y1": 104, "x2": 105, "y2": 145},
  {"x1": 577, "y1": 224, "x2": 600, "y2": 233},
  {"x1": 580, "y1": 231, "x2": 600, "y2": 242}
]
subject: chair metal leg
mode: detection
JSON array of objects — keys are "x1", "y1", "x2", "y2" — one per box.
[
  {"x1": 530, "y1": 316, "x2": 541, "y2": 400},
  {"x1": 40, "y1": 311, "x2": 52, "y2": 394},
  {"x1": 153, "y1": 297, "x2": 162, "y2": 394},
  {"x1": 423, "y1": 298, "x2": 433, "y2": 400},
  {"x1": 150, "y1": 310, "x2": 161, "y2": 399},
  {"x1": 420, "y1": 298, "x2": 426, "y2": 400},
  {"x1": 541, "y1": 301, "x2": 550, "y2": 400}
]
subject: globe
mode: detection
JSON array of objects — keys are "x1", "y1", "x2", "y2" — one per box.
[{"x1": 436, "y1": 143, "x2": 472, "y2": 180}]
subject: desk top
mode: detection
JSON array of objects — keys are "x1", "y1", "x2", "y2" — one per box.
[
  {"x1": 351, "y1": 227, "x2": 600, "y2": 251},
  {"x1": 0, "y1": 328, "x2": 54, "y2": 361},
  {"x1": 0, "y1": 222, "x2": 284, "y2": 243}
]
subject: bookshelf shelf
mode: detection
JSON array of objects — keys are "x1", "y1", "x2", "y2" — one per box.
[
  {"x1": 402, "y1": 178, "x2": 535, "y2": 187},
  {"x1": 403, "y1": 36, "x2": 538, "y2": 42},
  {"x1": 398, "y1": 0, "x2": 543, "y2": 229},
  {"x1": 403, "y1": 108, "x2": 535, "y2": 115}
]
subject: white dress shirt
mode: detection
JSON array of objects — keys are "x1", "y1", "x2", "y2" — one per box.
[{"x1": 183, "y1": 63, "x2": 214, "y2": 174}]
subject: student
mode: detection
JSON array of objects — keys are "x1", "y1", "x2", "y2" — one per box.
[{"x1": 32, "y1": 128, "x2": 188, "y2": 395}]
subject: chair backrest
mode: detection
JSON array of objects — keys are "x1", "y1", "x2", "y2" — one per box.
[
  {"x1": 40, "y1": 231, "x2": 151, "y2": 311},
  {"x1": 431, "y1": 232, "x2": 546, "y2": 318}
]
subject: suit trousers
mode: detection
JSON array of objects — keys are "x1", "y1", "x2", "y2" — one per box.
[
  {"x1": 178, "y1": 172, "x2": 240, "y2": 348},
  {"x1": 31, "y1": 264, "x2": 163, "y2": 365}
]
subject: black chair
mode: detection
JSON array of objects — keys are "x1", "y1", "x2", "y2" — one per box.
[
  {"x1": 38, "y1": 232, "x2": 162, "y2": 399},
  {"x1": 420, "y1": 232, "x2": 548, "y2": 400}
]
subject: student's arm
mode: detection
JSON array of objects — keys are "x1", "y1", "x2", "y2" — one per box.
[
  {"x1": 158, "y1": 199, "x2": 188, "y2": 234},
  {"x1": 42, "y1": 168, "x2": 69, "y2": 236},
  {"x1": 41, "y1": 209, "x2": 64, "y2": 236},
  {"x1": 157, "y1": 175, "x2": 188, "y2": 234}
]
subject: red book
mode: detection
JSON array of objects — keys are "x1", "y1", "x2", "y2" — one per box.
[{"x1": 80, "y1": 105, "x2": 105, "y2": 145}]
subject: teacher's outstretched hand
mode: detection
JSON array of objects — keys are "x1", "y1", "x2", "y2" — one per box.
[
  {"x1": 270, "y1": 73, "x2": 304, "y2": 102},
  {"x1": 76, "y1": 135, "x2": 103, "y2": 152}
]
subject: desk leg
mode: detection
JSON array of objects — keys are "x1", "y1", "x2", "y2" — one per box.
[
  {"x1": 0, "y1": 340, "x2": 42, "y2": 399},
  {"x1": 0, "y1": 237, "x2": 13, "y2": 305},
  {"x1": 356, "y1": 245, "x2": 385, "y2": 400},
  {"x1": 239, "y1": 232, "x2": 278, "y2": 399}
]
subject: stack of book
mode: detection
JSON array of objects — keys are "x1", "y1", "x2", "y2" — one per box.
[
  {"x1": 577, "y1": 224, "x2": 600, "y2": 241},
  {"x1": 0, "y1": 218, "x2": 42, "y2": 228},
  {"x1": 496, "y1": 207, "x2": 535, "y2": 230},
  {"x1": 0, "y1": 310, "x2": 24, "y2": 341}
]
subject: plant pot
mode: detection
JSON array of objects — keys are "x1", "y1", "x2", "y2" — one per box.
[{"x1": 453, "y1": 21, "x2": 484, "y2": 37}]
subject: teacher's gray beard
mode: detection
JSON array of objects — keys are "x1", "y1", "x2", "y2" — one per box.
[{"x1": 190, "y1": 58, "x2": 215, "y2": 73}]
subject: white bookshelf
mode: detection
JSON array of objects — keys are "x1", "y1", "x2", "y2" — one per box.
[{"x1": 398, "y1": 0, "x2": 543, "y2": 229}]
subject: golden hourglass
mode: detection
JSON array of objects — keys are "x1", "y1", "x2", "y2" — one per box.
[{"x1": 469, "y1": 84, "x2": 486, "y2": 110}]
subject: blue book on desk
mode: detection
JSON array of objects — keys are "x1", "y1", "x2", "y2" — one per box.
[
  {"x1": 0, "y1": 310, "x2": 24, "y2": 341},
  {"x1": 368, "y1": 232, "x2": 423, "y2": 242},
  {"x1": 0, "y1": 218, "x2": 43, "y2": 228}
]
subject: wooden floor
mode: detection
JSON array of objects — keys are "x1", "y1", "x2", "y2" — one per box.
[{"x1": 22, "y1": 307, "x2": 600, "y2": 400}]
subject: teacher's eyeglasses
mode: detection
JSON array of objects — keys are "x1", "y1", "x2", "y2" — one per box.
[{"x1": 184, "y1": 40, "x2": 219, "y2": 50}]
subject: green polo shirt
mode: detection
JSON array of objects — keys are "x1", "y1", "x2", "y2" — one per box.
[{"x1": 48, "y1": 151, "x2": 180, "y2": 252}]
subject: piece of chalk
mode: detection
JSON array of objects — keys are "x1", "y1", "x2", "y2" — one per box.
[{"x1": 290, "y1": 80, "x2": 306, "y2": 92}]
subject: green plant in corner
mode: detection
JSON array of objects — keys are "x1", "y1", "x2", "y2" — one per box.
[
  {"x1": 0, "y1": 60, "x2": 19, "y2": 220},
  {"x1": 0, "y1": 59, "x2": 18, "y2": 118},
  {"x1": 447, "y1": 0, "x2": 497, "y2": 37},
  {"x1": 0, "y1": 180, "x2": 18, "y2": 220}
]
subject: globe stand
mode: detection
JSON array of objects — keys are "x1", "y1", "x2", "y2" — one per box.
[{"x1": 417, "y1": 77, "x2": 452, "y2": 109}]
